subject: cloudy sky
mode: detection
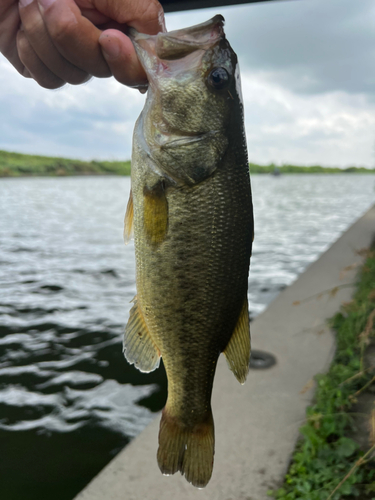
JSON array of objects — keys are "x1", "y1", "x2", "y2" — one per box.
[{"x1": 1, "y1": 0, "x2": 375, "y2": 167}]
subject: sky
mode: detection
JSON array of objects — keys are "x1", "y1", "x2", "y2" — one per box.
[{"x1": 1, "y1": 0, "x2": 375, "y2": 167}]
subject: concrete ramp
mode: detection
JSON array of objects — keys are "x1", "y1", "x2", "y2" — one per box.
[{"x1": 75, "y1": 205, "x2": 375, "y2": 500}]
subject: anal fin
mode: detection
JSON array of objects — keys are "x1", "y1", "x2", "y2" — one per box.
[
  {"x1": 124, "y1": 296, "x2": 160, "y2": 372},
  {"x1": 223, "y1": 296, "x2": 251, "y2": 384},
  {"x1": 124, "y1": 189, "x2": 134, "y2": 245}
]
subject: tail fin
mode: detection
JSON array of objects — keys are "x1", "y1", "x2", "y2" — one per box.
[{"x1": 157, "y1": 409, "x2": 215, "y2": 488}]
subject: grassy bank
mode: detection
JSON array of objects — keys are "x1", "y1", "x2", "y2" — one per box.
[
  {"x1": 271, "y1": 250, "x2": 375, "y2": 499},
  {"x1": 249, "y1": 163, "x2": 375, "y2": 174},
  {"x1": 0, "y1": 150, "x2": 131, "y2": 177},
  {"x1": 0, "y1": 150, "x2": 374, "y2": 177}
]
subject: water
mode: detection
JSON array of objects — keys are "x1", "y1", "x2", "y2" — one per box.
[{"x1": 0, "y1": 174, "x2": 373, "y2": 499}]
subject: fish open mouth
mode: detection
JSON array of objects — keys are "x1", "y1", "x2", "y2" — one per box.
[{"x1": 129, "y1": 15, "x2": 225, "y2": 73}]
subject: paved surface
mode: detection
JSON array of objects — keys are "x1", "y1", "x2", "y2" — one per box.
[{"x1": 75, "y1": 205, "x2": 375, "y2": 500}]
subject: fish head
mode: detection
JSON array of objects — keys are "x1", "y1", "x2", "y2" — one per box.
[{"x1": 131, "y1": 16, "x2": 244, "y2": 185}]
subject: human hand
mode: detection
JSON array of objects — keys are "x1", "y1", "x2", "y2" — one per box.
[{"x1": 0, "y1": 0, "x2": 165, "y2": 89}]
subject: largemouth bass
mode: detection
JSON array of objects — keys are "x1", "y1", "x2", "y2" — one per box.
[{"x1": 124, "y1": 15, "x2": 254, "y2": 488}]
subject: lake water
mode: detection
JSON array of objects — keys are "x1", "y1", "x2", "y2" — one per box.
[{"x1": 0, "y1": 174, "x2": 374, "y2": 499}]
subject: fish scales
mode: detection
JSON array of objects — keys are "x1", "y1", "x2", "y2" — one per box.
[
  {"x1": 134, "y1": 149, "x2": 251, "y2": 410},
  {"x1": 124, "y1": 15, "x2": 253, "y2": 488}
]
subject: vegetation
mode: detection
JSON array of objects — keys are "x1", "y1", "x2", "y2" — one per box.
[
  {"x1": 0, "y1": 150, "x2": 131, "y2": 177},
  {"x1": 249, "y1": 163, "x2": 375, "y2": 174},
  {"x1": 270, "y1": 250, "x2": 375, "y2": 499},
  {"x1": 0, "y1": 150, "x2": 374, "y2": 177}
]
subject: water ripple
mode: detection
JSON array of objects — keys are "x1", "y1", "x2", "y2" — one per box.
[{"x1": 0, "y1": 174, "x2": 373, "y2": 499}]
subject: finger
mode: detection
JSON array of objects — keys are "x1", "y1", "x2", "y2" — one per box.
[
  {"x1": 99, "y1": 29, "x2": 147, "y2": 89},
  {"x1": 97, "y1": 0, "x2": 165, "y2": 89},
  {"x1": 0, "y1": 0, "x2": 25, "y2": 74},
  {"x1": 19, "y1": 0, "x2": 90, "y2": 85},
  {"x1": 88, "y1": 0, "x2": 166, "y2": 34},
  {"x1": 79, "y1": 8, "x2": 110, "y2": 25},
  {"x1": 37, "y1": 0, "x2": 111, "y2": 78},
  {"x1": 16, "y1": 28, "x2": 65, "y2": 88}
]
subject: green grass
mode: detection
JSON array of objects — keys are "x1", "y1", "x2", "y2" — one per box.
[
  {"x1": 0, "y1": 150, "x2": 131, "y2": 177},
  {"x1": 270, "y1": 250, "x2": 375, "y2": 500},
  {"x1": 249, "y1": 163, "x2": 375, "y2": 174},
  {"x1": 0, "y1": 150, "x2": 374, "y2": 177}
]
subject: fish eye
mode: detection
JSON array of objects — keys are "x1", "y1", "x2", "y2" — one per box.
[{"x1": 208, "y1": 67, "x2": 230, "y2": 90}]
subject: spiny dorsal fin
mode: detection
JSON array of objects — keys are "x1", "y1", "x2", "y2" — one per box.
[
  {"x1": 223, "y1": 296, "x2": 251, "y2": 384},
  {"x1": 124, "y1": 189, "x2": 134, "y2": 245},
  {"x1": 143, "y1": 181, "x2": 168, "y2": 246},
  {"x1": 124, "y1": 296, "x2": 161, "y2": 373}
]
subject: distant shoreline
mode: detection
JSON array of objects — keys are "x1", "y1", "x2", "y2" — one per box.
[
  {"x1": 0, "y1": 150, "x2": 131, "y2": 177},
  {"x1": 1, "y1": 150, "x2": 374, "y2": 177}
]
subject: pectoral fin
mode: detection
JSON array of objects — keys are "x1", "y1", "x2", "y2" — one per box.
[
  {"x1": 124, "y1": 189, "x2": 134, "y2": 245},
  {"x1": 143, "y1": 181, "x2": 168, "y2": 246},
  {"x1": 223, "y1": 297, "x2": 251, "y2": 384},
  {"x1": 124, "y1": 296, "x2": 161, "y2": 372}
]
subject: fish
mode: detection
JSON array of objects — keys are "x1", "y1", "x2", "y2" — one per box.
[{"x1": 123, "y1": 15, "x2": 254, "y2": 488}]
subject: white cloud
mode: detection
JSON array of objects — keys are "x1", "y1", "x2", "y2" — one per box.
[
  {"x1": 241, "y1": 71, "x2": 375, "y2": 166},
  {"x1": 0, "y1": 57, "x2": 145, "y2": 160}
]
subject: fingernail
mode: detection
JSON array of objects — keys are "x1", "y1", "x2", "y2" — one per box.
[
  {"x1": 19, "y1": 0, "x2": 33, "y2": 8},
  {"x1": 138, "y1": 84, "x2": 148, "y2": 94},
  {"x1": 159, "y1": 12, "x2": 167, "y2": 33},
  {"x1": 37, "y1": 0, "x2": 56, "y2": 10},
  {"x1": 99, "y1": 35, "x2": 120, "y2": 60}
]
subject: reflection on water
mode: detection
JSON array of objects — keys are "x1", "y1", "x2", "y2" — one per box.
[{"x1": 0, "y1": 174, "x2": 373, "y2": 499}]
